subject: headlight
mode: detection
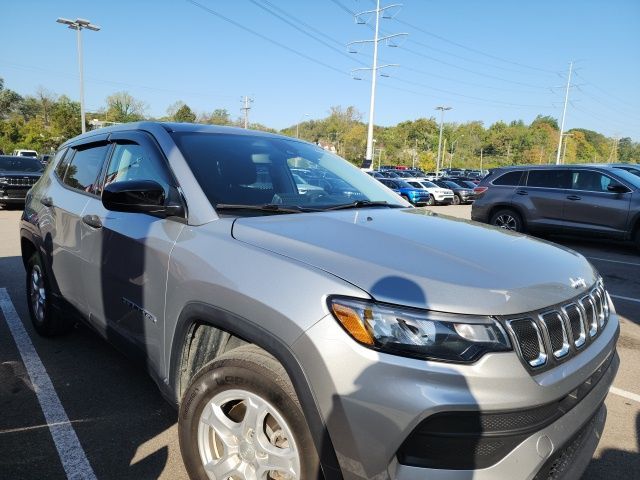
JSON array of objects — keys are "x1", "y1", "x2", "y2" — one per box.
[
  {"x1": 0, "y1": 177, "x2": 7, "y2": 183},
  {"x1": 329, "y1": 297, "x2": 511, "y2": 363}
]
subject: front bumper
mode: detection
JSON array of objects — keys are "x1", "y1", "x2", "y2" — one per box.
[{"x1": 293, "y1": 311, "x2": 619, "y2": 480}]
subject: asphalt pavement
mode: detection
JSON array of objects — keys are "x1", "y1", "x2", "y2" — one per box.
[{"x1": 1, "y1": 205, "x2": 639, "y2": 479}]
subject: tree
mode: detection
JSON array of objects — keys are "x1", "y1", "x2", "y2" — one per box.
[
  {"x1": 173, "y1": 103, "x2": 196, "y2": 123},
  {"x1": 201, "y1": 108, "x2": 233, "y2": 125},
  {"x1": 106, "y1": 91, "x2": 146, "y2": 123},
  {"x1": 50, "y1": 95, "x2": 82, "y2": 141}
]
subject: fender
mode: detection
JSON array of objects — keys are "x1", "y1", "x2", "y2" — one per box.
[
  {"x1": 628, "y1": 209, "x2": 640, "y2": 240},
  {"x1": 169, "y1": 301, "x2": 343, "y2": 480}
]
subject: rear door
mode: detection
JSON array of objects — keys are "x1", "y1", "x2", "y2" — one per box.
[
  {"x1": 516, "y1": 169, "x2": 572, "y2": 232},
  {"x1": 562, "y1": 169, "x2": 632, "y2": 238},
  {"x1": 44, "y1": 140, "x2": 111, "y2": 315},
  {"x1": 80, "y1": 131, "x2": 185, "y2": 373}
]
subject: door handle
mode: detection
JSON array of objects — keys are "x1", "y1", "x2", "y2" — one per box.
[
  {"x1": 515, "y1": 190, "x2": 528, "y2": 196},
  {"x1": 40, "y1": 196, "x2": 53, "y2": 207},
  {"x1": 566, "y1": 195, "x2": 581, "y2": 201},
  {"x1": 82, "y1": 214, "x2": 102, "y2": 229}
]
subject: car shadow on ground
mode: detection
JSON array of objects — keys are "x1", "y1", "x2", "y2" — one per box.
[
  {"x1": 0, "y1": 255, "x2": 181, "y2": 480},
  {"x1": 583, "y1": 411, "x2": 640, "y2": 479}
]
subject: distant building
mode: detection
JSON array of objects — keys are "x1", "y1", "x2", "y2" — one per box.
[
  {"x1": 317, "y1": 141, "x2": 337, "y2": 153},
  {"x1": 89, "y1": 119, "x2": 122, "y2": 130}
]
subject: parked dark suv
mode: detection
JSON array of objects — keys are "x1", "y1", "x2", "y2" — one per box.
[
  {"x1": 471, "y1": 165, "x2": 640, "y2": 249},
  {"x1": 0, "y1": 155, "x2": 44, "y2": 207}
]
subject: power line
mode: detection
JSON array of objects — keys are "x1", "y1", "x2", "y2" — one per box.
[
  {"x1": 395, "y1": 18, "x2": 559, "y2": 75},
  {"x1": 186, "y1": 0, "x2": 349, "y2": 77},
  {"x1": 247, "y1": 0, "x2": 368, "y2": 67}
]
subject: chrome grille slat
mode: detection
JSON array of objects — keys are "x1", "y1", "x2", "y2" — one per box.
[
  {"x1": 5, "y1": 177, "x2": 38, "y2": 186},
  {"x1": 564, "y1": 303, "x2": 586, "y2": 348},
  {"x1": 506, "y1": 283, "x2": 610, "y2": 372}
]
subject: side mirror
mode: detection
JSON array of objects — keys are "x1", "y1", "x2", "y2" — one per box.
[
  {"x1": 102, "y1": 180, "x2": 184, "y2": 217},
  {"x1": 607, "y1": 184, "x2": 629, "y2": 194}
]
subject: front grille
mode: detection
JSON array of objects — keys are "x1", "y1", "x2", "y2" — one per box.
[
  {"x1": 507, "y1": 319, "x2": 546, "y2": 367},
  {"x1": 506, "y1": 282, "x2": 610, "y2": 371},
  {"x1": 3, "y1": 177, "x2": 38, "y2": 186}
]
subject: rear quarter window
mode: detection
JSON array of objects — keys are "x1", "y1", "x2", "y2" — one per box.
[
  {"x1": 526, "y1": 170, "x2": 571, "y2": 189},
  {"x1": 492, "y1": 171, "x2": 523, "y2": 186}
]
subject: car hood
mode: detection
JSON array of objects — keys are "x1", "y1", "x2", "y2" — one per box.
[{"x1": 231, "y1": 208, "x2": 598, "y2": 316}]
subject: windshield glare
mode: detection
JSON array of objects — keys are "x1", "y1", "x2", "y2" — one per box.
[
  {"x1": 0, "y1": 156, "x2": 44, "y2": 172},
  {"x1": 170, "y1": 132, "x2": 406, "y2": 211}
]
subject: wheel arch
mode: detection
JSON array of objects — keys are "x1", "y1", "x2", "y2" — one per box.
[{"x1": 169, "y1": 301, "x2": 342, "y2": 479}]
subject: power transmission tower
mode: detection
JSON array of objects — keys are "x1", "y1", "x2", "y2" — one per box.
[
  {"x1": 556, "y1": 61, "x2": 573, "y2": 165},
  {"x1": 240, "y1": 95, "x2": 254, "y2": 129},
  {"x1": 347, "y1": 1, "x2": 407, "y2": 169},
  {"x1": 607, "y1": 137, "x2": 619, "y2": 163}
]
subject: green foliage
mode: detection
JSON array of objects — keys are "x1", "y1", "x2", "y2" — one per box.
[
  {"x1": 0, "y1": 77, "x2": 637, "y2": 167},
  {"x1": 173, "y1": 104, "x2": 196, "y2": 123},
  {"x1": 106, "y1": 91, "x2": 147, "y2": 123}
]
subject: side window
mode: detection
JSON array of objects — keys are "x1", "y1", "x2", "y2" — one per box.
[
  {"x1": 493, "y1": 171, "x2": 523, "y2": 186},
  {"x1": 571, "y1": 170, "x2": 621, "y2": 193},
  {"x1": 55, "y1": 148, "x2": 72, "y2": 179},
  {"x1": 63, "y1": 144, "x2": 110, "y2": 193},
  {"x1": 101, "y1": 142, "x2": 171, "y2": 195},
  {"x1": 526, "y1": 170, "x2": 571, "y2": 189}
]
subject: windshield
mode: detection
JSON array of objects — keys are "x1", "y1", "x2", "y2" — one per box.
[
  {"x1": 170, "y1": 132, "x2": 406, "y2": 212},
  {"x1": 0, "y1": 156, "x2": 44, "y2": 172},
  {"x1": 442, "y1": 180, "x2": 462, "y2": 189},
  {"x1": 395, "y1": 180, "x2": 414, "y2": 189},
  {"x1": 420, "y1": 181, "x2": 438, "y2": 188},
  {"x1": 612, "y1": 168, "x2": 640, "y2": 188}
]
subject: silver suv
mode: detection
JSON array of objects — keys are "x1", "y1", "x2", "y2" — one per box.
[
  {"x1": 21, "y1": 123, "x2": 619, "y2": 480},
  {"x1": 471, "y1": 165, "x2": 640, "y2": 250}
]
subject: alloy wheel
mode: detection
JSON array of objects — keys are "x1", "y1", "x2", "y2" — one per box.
[
  {"x1": 494, "y1": 214, "x2": 518, "y2": 231},
  {"x1": 197, "y1": 389, "x2": 300, "y2": 480},
  {"x1": 30, "y1": 264, "x2": 46, "y2": 323}
]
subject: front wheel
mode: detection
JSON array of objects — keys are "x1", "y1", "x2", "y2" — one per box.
[
  {"x1": 490, "y1": 209, "x2": 525, "y2": 233},
  {"x1": 178, "y1": 345, "x2": 320, "y2": 480},
  {"x1": 426, "y1": 196, "x2": 435, "y2": 206},
  {"x1": 452, "y1": 195, "x2": 461, "y2": 205}
]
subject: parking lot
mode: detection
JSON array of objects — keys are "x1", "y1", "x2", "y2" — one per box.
[{"x1": 1, "y1": 205, "x2": 639, "y2": 479}]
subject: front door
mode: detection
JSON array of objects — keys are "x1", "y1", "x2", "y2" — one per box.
[
  {"x1": 563, "y1": 169, "x2": 632, "y2": 238},
  {"x1": 80, "y1": 132, "x2": 184, "y2": 374}
]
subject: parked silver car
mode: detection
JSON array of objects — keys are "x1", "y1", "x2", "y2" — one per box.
[{"x1": 21, "y1": 123, "x2": 619, "y2": 480}]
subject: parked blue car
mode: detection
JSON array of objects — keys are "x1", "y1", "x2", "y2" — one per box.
[{"x1": 378, "y1": 178, "x2": 432, "y2": 205}]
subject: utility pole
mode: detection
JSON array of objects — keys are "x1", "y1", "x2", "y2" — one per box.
[
  {"x1": 560, "y1": 133, "x2": 574, "y2": 164},
  {"x1": 240, "y1": 95, "x2": 254, "y2": 129},
  {"x1": 450, "y1": 135, "x2": 464, "y2": 169},
  {"x1": 347, "y1": 2, "x2": 407, "y2": 169},
  {"x1": 480, "y1": 147, "x2": 483, "y2": 172},
  {"x1": 412, "y1": 138, "x2": 417, "y2": 170},
  {"x1": 435, "y1": 106, "x2": 451, "y2": 175},
  {"x1": 56, "y1": 18, "x2": 101, "y2": 134},
  {"x1": 556, "y1": 61, "x2": 573, "y2": 165}
]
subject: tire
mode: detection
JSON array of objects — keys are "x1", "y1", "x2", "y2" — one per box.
[
  {"x1": 490, "y1": 208, "x2": 525, "y2": 233},
  {"x1": 26, "y1": 253, "x2": 72, "y2": 336},
  {"x1": 401, "y1": 194, "x2": 411, "y2": 204},
  {"x1": 179, "y1": 345, "x2": 321, "y2": 480},
  {"x1": 426, "y1": 196, "x2": 435, "y2": 206},
  {"x1": 452, "y1": 194, "x2": 461, "y2": 205}
]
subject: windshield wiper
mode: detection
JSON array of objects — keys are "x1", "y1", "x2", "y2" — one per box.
[
  {"x1": 215, "y1": 203, "x2": 316, "y2": 214},
  {"x1": 322, "y1": 200, "x2": 405, "y2": 211}
]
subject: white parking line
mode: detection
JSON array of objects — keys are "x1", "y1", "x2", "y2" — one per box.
[
  {"x1": 0, "y1": 288, "x2": 97, "y2": 480},
  {"x1": 610, "y1": 294, "x2": 640, "y2": 304},
  {"x1": 610, "y1": 386, "x2": 640, "y2": 404},
  {"x1": 587, "y1": 256, "x2": 640, "y2": 267}
]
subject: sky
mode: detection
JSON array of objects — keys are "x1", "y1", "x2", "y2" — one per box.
[{"x1": 1, "y1": 0, "x2": 639, "y2": 139}]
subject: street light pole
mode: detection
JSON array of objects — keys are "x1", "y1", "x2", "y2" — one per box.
[
  {"x1": 435, "y1": 106, "x2": 451, "y2": 176},
  {"x1": 57, "y1": 18, "x2": 100, "y2": 134}
]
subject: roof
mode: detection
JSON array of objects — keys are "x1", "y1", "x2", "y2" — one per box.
[
  {"x1": 60, "y1": 121, "x2": 302, "y2": 148},
  {"x1": 492, "y1": 163, "x2": 636, "y2": 171}
]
